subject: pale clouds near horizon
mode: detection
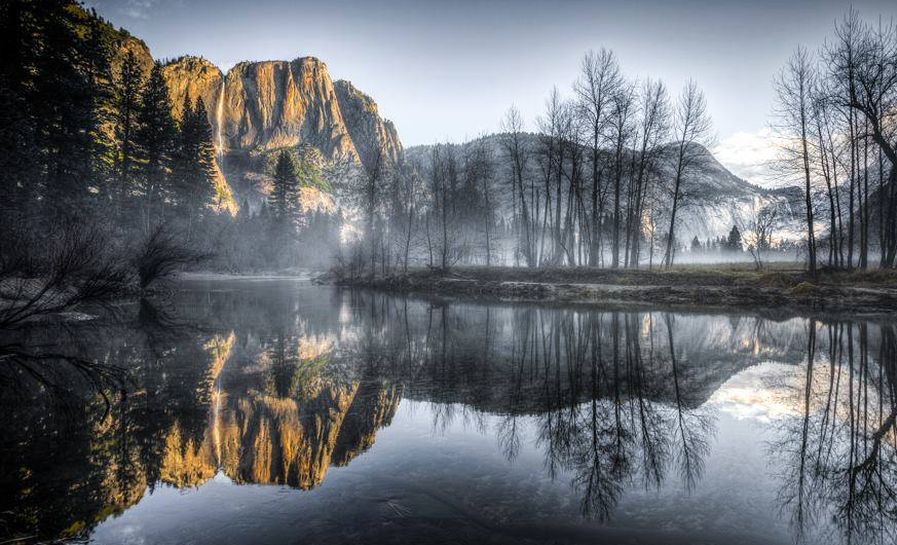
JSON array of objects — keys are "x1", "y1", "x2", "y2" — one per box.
[{"x1": 713, "y1": 129, "x2": 786, "y2": 189}]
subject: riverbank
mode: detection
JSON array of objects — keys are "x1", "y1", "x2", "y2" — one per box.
[{"x1": 328, "y1": 265, "x2": 897, "y2": 315}]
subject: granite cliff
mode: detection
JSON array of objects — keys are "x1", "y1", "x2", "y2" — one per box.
[
  {"x1": 160, "y1": 55, "x2": 402, "y2": 165},
  {"x1": 107, "y1": 23, "x2": 403, "y2": 211}
]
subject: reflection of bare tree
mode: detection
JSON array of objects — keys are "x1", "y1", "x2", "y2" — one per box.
[
  {"x1": 665, "y1": 314, "x2": 713, "y2": 491},
  {"x1": 524, "y1": 311, "x2": 716, "y2": 519},
  {"x1": 357, "y1": 294, "x2": 721, "y2": 521},
  {"x1": 773, "y1": 321, "x2": 897, "y2": 544}
]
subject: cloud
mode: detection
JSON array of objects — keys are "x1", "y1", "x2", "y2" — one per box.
[
  {"x1": 123, "y1": 0, "x2": 158, "y2": 20},
  {"x1": 85, "y1": 0, "x2": 161, "y2": 20},
  {"x1": 713, "y1": 128, "x2": 786, "y2": 188}
]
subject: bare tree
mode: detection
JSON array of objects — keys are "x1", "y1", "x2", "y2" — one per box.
[
  {"x1": 775, "y1": 46, "x2": 819, "y2": 274},
  {"x1": 663, "y1": 81, "x2": 713, "y2": 269},
  {"x1": 843, "y1": 16, "x2": 897, "y2": 266},
  {"x1": 809, "y1": 81, "x2": 845, "y2": 267},
  {"x1": 741, "y1": 202, "x2": 780, "y2": 270},
  {"x1": 537, "y1": 89, "x2": 565, "y2": 265},
  {"x1": 394, "y1": 158, "x2": 423, "y2": 272},
  {"x1": 132, "y1": 225, "x2": 211, "y2": 289},
  {"x1": 626, "y1": 79, "x2": 671, "y2": 268},
  {"x1": 500, "y1": 106, "x2": 535, "y2": 267},
  {"x1": 466, "y1": 138, "x2": 497, "y2": 266},
  {"x1": 608, "y1": 82, "x2": 636, "y2": 268},
  {"x1": 0, "y1": 223, "x2": 131, "y2": 329},
  {"x1": 575, "y1": 49, "x2": 621, "y2": 266},
  {"x1": 362, "y1": 148, "x2": 387, "y2": 276}
]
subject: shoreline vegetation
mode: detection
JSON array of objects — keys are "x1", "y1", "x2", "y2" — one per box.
[
  {"x1": 325, "y1": 265, "x2": 897, "y2": 315},
  {"x1": 0, "y1": 224, "x2": 208, "y2": 328}
]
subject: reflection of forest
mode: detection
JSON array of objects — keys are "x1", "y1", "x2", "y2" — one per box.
[
  {"x1": 0, "y1": 286, "x2": 895, "y2": 544},
  {"x1": 770, "y1": 322, "x2": 897, "y2": 545}
]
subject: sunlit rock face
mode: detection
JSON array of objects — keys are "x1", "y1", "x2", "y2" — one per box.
[
  {"x1": 105, "y1": 11, "x2": 403, "y2": 210},
  {"x1": 160, "y1": 55, "x2": 402, "y2": 164},
  {"x1": 110, "y1": 36, "x2": 155, "y2": 78},
  {"x1": 333, "y1": 80, "x2": 404, "y2": 167},
  {"x1": 155, "y1": 382, "x2": 402, "y2": 490},
  {"x1": 223, "y1": 58, "x2": 355, "y2": 158},
  {"x1": 157, "y1": 54, "x2": 402, "y2": 210},
  {"x1": 162, "y1": 56, "x2": 223, "y2": 122},
  {"x1": 150, "y1": 329, "x2": 402, "y2": 490}
]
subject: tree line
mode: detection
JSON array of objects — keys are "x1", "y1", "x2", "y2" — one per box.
[
  {"x1": 336, "y1": 48, "x2": 719, "y2": 277},
  {"x1": 773, "y1": 9, "x2": 897, "y2": 273},
  {"x1": 337, "y1": 9, "x2": 897, "y2": 278}
]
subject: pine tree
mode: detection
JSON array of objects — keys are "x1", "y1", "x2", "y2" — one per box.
[
  {"x1": 691, "y1": 236, "x2": 701, "y2": 252},
  {"x1": 0, "y1": 0, "x2": 34, "y2": 226},
  {"x1": 172, "y1": 95, "x2": 216, "y2": 230},
  {"x1": 265, "y1": 150, "x2": 305, "y2": 266},
  {"x1": 134, "y1": 62, "x2": 177, "y2": 230},
  {"x1": 269, "y1": 150, "x2": 300, "y2": 232},
  {"x1": 42, "y1": 3, "x2": 109, "y2": 223},
  {"x1": 191, "y1": 97, "x2": 217, "y2": 206},
  {"x1": 114, "y1": 49, "x2": 145, "y2": 225},
  {"x1": 0, "y1": 1, "x2": 111, "y2": 227},
  {"x1": 727, "y1": 225, "x2": 742, "y2": 251}
]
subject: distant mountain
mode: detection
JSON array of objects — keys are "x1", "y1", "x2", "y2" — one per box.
[
  {"x1": 656, "y1": 143, "x2": 805, "y2": 244},
  {"x1": 407, "y1": 134, "x2": 805, "y2": 245}
]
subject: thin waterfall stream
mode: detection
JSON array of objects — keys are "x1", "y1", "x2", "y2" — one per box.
[{"x1": 216, "y1": 79, "x2": 226, "y2": 160}]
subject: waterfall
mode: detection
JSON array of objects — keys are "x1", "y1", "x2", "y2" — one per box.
[
  {"x1": 216, "y1": 79, "x2": 226, "y2": 159},
  {"x1": 212, "y1": 376, "x2": 222, "y2": 468}
]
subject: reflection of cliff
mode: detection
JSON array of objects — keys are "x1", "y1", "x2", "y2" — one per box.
[
  {"x1": 159, "y1": 380, "x2": 402, "y2": 489},
  {"x1": 0, "y1": 325, "x2": 403, "y2": 543},
  {"x1": 226, "y1": 380, "x2": 401, "y2": 488},
  {"x1": 154, "y1": 330, "x2": 402, "y2": 489},
  {"x1": 333, "y1": 381, "x2": 403, "y2": 466}
]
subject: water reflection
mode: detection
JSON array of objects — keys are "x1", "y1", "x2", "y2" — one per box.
[
  {"x1": 771, "y1": 321, "x2": 897, "y2": 545},
  {"x1": 0, "y1": 282, "x2": 894, "y2": 544}
]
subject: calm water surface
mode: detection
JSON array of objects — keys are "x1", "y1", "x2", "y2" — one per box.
[{"x1": 1, "y1": 279, "x2": 895, "y2": 544}]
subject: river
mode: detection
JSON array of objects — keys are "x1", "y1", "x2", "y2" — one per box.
[{"x1": 1, "y1": 278, "x2": 894, "y2": 544}]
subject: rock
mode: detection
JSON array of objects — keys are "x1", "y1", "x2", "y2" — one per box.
[
  {"x1": 161, "y1": 56, "x2": 223, "y2": 121},
  {"x1": 159, "y1": 55, "x2": 403, "y2": 209},
  {"x1": 222, "y1": 57, "x2": 356, "y2": 158},
  {"x1": 334, "y1": 80, "x2": 403, "y2": 167},
  {"x1": 161, "y1": 55, "x2": 402, "y2": 165},
  {"x1": 86, "y1": 4, "x2": 405, "y2": 215}
]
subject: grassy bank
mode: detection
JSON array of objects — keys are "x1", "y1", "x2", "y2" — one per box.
[{"x1": 329, "y1": 265, "x2": 897, "y2": 315}]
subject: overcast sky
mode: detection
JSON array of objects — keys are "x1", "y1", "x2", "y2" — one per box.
[{"x1": 87, "y1": 0, "x2": 896, "y2": 186}]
